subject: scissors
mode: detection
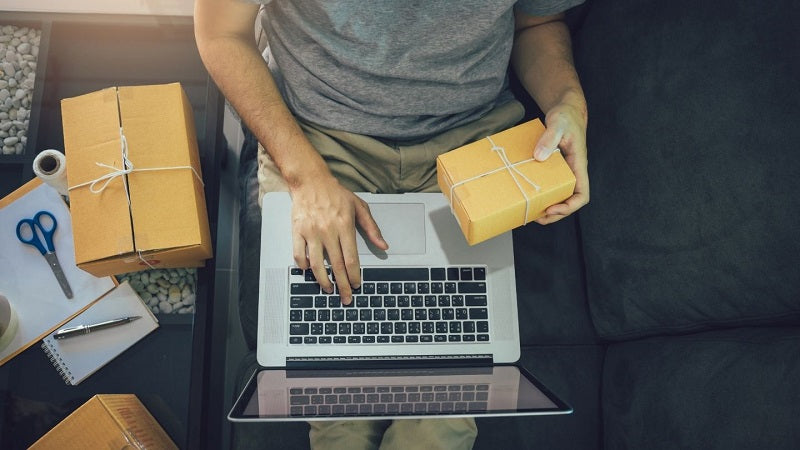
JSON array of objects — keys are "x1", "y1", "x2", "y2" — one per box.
[{"x1": 16, "y1": 210, "x2": 74, "y2": 299}]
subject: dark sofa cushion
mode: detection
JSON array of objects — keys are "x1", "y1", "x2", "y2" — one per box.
[
  {"x1": 475, "y1": 345, "x2": 604, "y2": 450},
  {"x1": 514, "y1": 217, "x2": 597, "y2": 346},
  {"x1": 573, "y1": 0, "x2": 800, "y2": 340},
  {"x1": 602, "y1": 327, "x2": 800, "y2": 449}
]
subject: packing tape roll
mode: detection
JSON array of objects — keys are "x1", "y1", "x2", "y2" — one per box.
[{"x1": 33, "y1": 149, "x2": 69, "y2": 196}]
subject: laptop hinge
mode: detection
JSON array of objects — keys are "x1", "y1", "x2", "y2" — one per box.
[{"x1": 286, "y1": 354, "x2": 493, "y2": 370}]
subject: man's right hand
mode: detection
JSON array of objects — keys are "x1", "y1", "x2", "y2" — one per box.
[{"x1": 290, "y1": 175, "x2": 388, "y2": 305}]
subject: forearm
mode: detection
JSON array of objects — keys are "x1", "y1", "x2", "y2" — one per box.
[
  {"x1": 511, "y1": 17, "x2": 587, "y2": 125},
  {"x1": 194, "y1": 2, "x2": 333, "y2": 188}
]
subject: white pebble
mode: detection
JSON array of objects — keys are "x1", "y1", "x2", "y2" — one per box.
[{"x1": 158, "y1": 301, "x2": 173, "y2": 313}]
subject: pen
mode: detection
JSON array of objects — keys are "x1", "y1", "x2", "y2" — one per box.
[{"x1": 53, "y1": 316, "x2": 141, "y2": 340}]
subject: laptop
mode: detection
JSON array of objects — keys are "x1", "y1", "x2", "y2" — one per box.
[{"x1": 229, "y1": 192, "x2": 572, "y2": 421}]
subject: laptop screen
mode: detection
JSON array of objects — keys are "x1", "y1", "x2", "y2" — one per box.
[{"x1": 229, "y1": 365, "x2": 571, "y2": 421}]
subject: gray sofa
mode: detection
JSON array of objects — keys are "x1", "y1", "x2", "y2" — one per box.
[{"x1": 232, "y1": 0, "x2": 800, "y2": 448}]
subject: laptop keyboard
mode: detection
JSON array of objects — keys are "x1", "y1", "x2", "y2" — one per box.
[
  {"x1": 288, "y1": 383, "x2": 490, "y2": 417},
  {"x1": 287, "y1": 266, "x2": 491, "y2": 345}
]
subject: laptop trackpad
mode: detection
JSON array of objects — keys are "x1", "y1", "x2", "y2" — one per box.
[{"x1": 357, "y1": 203, "x2": 426, "y2": 255}]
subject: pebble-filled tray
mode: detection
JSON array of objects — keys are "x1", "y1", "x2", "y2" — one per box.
[
  {"x1": 118, "y1": 268, "x2": 197, "y2": 315},
  {"x1": 0, "y1": 24, "x2": 40, "y2": 156}
]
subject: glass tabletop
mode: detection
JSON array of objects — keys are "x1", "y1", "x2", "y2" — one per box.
[{"x1": 0, "y1": 12, "x2": 224, "y2": 449}]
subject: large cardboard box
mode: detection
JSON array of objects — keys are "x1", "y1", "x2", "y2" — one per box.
[
  {"x1": 437, "y1": 119, "x2": 576, "y2": 245},
  {"x1": 30, "y1": 394, "x2": 178, "y2": 449},
  {"x1": 62, "y1": 83, "x2": 212, "y2": 276}
]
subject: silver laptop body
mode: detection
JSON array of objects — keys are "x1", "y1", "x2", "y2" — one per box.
[{"x1": 257, "y1": 192, "x2": 521, "y2": 367}]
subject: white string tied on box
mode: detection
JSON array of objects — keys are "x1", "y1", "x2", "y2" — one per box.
[
  {"x1": 67, "y1": 127, "x2": 205, "y2": 269},
  {"x1": 448, "y1": 135, "x2": 541, "y2": 227}
]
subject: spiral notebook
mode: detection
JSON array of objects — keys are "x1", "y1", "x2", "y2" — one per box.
[{"x1": 41, "y1": 281, "x2": 159, "y2": 385}]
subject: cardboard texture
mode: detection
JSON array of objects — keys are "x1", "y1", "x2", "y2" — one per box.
[
  {"x1": 30, "y1": 394, "x2": 178, "y2": 449},
  {"x1": 62, "y1": 83, "x2": 212, "y2": 276},
  {"x1": 437, "y1": 119, "x2": 576, "y2": 245}
]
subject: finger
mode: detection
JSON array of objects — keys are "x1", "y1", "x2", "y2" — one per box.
[
  {"x1": 534, "y1": 122, "x2": 564, "y2": 161},
  {"x1": 338, "y1": 227, "x2": 362, "y2": 291},
  {"x1": 306, "y1": 239, "x2": 333, "y2": 294},
  {"x1": 355, "y1": 199, "x2": 389, "y2": 250},
  {"x1": 292, "y1": 231, "x2": 309, "y2": 270},
  {"x1": 325, "y1": 244, "x2": 353, "y2": 305}
]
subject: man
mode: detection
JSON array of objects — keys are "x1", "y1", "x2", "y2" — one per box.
[{"x1": 196, "y1": 0, "x2": 587, "y2": 448}]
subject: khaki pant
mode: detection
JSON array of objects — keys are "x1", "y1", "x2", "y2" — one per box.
[{"x1": 256, "y1": 99, "x2": 524, "y2": 450}]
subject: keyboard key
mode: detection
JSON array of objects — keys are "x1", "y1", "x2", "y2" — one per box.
[
  {"x1": 377, "y1": 335, "x2": 390, "y2": 343},
  {"x1": 449, "y1": 322, "x2": 462, "y2": 333},
  {"x1": 448, "y1": 335, "x2": 461, "y2": 342},
  {"x1": 381, "y1": 323, "x2": 393, "y2": 334},
  {"x1": 469, "y1": 308, "x2": 488, "y2": 319},
  {"x1": 363, "y1": 268, "x2": 429, "y2": 281},
  {"x1": 339, "y1": 323, "x2": 352, "y2": 334},
  {"x1": 362, "y1": 336, "x2": 375, "y2": 343},
  {"x1": 473, "y1": 267, "x2": 486, "y2": 280},
  {"x1": 438, "y1": 295, "x2": 451, "y2": 307},
  {"x1": 404, "y1": 282, "x2": 417, "y2": 294},
  {"x1": 465, "y1": 295, "x2": 487, "y2": 306},
  {"x1": 290, "y1": 337, "x2": 302, "y2": 344},
  {"x1": 477, "y1": 321, "x2": 489, "y2": 332},
  {"x1": 334, "y1": 336, "x2": 346, "y2": 343},
  {"x1": 477, "y1": 334, "x2": 490, "y2": 341},
  {"x1": 458, "y1": 282, "x2": 486, "y2": 293},
  {"x1": 356, "y1": 296, "x2": 369, "y2": 307},
  {"x1": 411, "y1": 295, "x2": 423, "y2": 307},
  {"x1": 447, "y1": 267, "x2": 460, "y2": 280},
  {"x1": 391, "y1": 335, "x2": 404, "y2": 343},
  {"x1": 370, "y1": 296, "x2": 382, "y2": 307},
  {"x1": 409, "y1": 322, "x2": 421, "y2": 334},
  {"x1": 291, "y1": 395, "x2": 310, "y2": 405},
  {"x1": 304, "y1": 336, "x2": 317, "y2": 344},
  {"x1": 328, "y1": 296, "x2": 341, "y2": 307},
  {"x1": 425, "y1": 296, "x2": 437, "y2": 307},
  {"x1": 290, "y1": 310, "x2": 302, "y2": 321},
  {"x1": 406, "y1": 335, "x2": 419, "y2": 342},
  {"x1": 362, "y1": 283, "x2": 376, "y2": 294},
  {"x1": 463, "y1": 334, "x2": 475, "y2": 341},
  {"x1": 367, "y1": 322, "x2": 379, "y2": 334},
  {"x1": 319, "y1": 336, "x2": 332, "y2": 343},
  {"x1": 353, "y1": 323, "x2": 366, "y2": 334},
  {"x1": 348, "y1": 336, "x2": 361, "y2": 343},
  {"x1": 318, "y1": 310, "x2": 331, "y2": 321},
  {"x1": 445, "y1": 282, "x2": 457, "y2": 293},
  {"x1": 431, "y1": 283, "x2": 443, "y2": 294},
  {"x1": 332, "y1": 310, "x2": 345, "y2": 321},
  {"x1": 318, "y1": 405, "x2": 332, "y2": 415},
  {"x1": 290, "y1": 296, "x2": 313, "y2": 308},
  {"x1": 291, "y1": 283, "x2": 320, "y2": 295},
  {"x1": 290, "y1": 323, "x2": 309, "y2": 335},
  {"x1": 374, "y1": 309, "x2": 386, "y2": 321},
  {"x1": 417, "y1": 283, "x2": 430, "y2": 294},
  {"x1": 420, "y1": 335, "x2": 433, "y2": 342},
  {"x1": 401, "y1": 309, "x2": 413, "y2": 320},
  {"x1": 456, "y1": 308, "x2": 468, "y2": 320},
  {"x1": 377, "y1": 283, "x2": 390, "y2": 294},
  {"x1": 387, "y1": 309, "x2": 400, "y2": 321},
  {"x1": 460, "y1": 268, "x2": 473, "y2": 280},
  {"x1": 291, "y1": 267, "x2": 304, "y2": 276},
  {"x1": 304, "y1": 270, "x2": 316, "y2": 282},
  {"x1": 451, "y1": 295, "x2": 464, "y2": 306},
  {"x1": 431, "y1": 268, "x2": 446, "y2": 280},
  {"x1": 442, "y1": 309, "x2": 455, "y2": 320},
  {"x1": 434, "y1": 335, "x2": 447, "y2": 342},
  {"x1": 304, "y1": 310, "x2": 316, "y2": 321},
  {"x1": 346, "y1": 310, "x2": 358, "y2": 321},
  {"x1": 415, "y1": 309, "x2": 427, "y2": 320},
  {"x1": 311, "y1": 323, "x2": 324, "y2": 335},
  {"x1": 315, "y1": 296, "x2": 327, "y2": 308},
  {"x1": 384, "y1": 296, "x2": 397, "y2": 307},
  {"x1": 394, "y1": 322, "x2": 407, "y2": 334},
  {"x1": 390, "y1": 283, "x2": 403, "y2": 294},
  {"x1": 360, "y1": 310, "x2": 372, "y2": 321},
  {"x1": 397, "y1": 296, "x2": 410, "y2": 307}
]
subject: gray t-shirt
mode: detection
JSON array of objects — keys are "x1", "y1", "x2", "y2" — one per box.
[{"x1": 258, "y1": 0, "x2": 583, "y2": 140}]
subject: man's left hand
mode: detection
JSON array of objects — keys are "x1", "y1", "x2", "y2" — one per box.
[{"x1": 532, "y1": 101, "x2": 589, "y2": 224}]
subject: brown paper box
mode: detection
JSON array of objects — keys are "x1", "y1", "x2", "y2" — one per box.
[
  {"x1": 62, "y1": 83, "x2": 212, "y2": 276},
  {"x1": 437, "y1": 119, "x2": 576, "y2": 245},
  {"x1": 30, "y1": 394, "x2": 178, "y2": 449}
]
